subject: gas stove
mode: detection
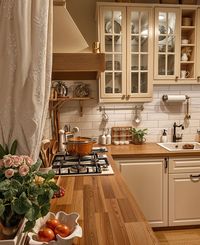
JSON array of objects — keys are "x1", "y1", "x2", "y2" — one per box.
[{"x1": 52, "y1": 147, "x2": 114, "y2": 176}]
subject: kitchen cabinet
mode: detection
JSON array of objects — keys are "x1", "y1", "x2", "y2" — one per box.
[
  {"x1": 97, "y1": 4, "x2": 153, "y2": 102},
  {"x1": 115, "y1": 157, "x2": 168, "y2": 227},
  {"x1": 169, "y1": 157, "x2": 200, "y2": 226},
  {"x1": 154, "y1": 6, "x2": 200, "y2": 84},
  {"x1": 197, "y1": 8, "x2": 200, "y2": 81},
  {"x1": 154, "y1": 7, "x2": 180, "y2": 81}
]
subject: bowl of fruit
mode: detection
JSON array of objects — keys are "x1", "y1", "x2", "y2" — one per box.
[{"x1": 28, "y1": 211, "x2": 82, "y2": 245}]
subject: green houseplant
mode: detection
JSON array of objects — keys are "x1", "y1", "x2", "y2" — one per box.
[
  {"x1": 0, "y1": 141, "x2": 59, "y2": 239},
  {"x1": 130, "y1": 128, "x2": 148, "y2": 144}
]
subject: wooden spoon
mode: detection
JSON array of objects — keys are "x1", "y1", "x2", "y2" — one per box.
[
  {"x1": 41, "y1": 140, "x2": 50, "y2": 167},
  {"x1": 50, "y1": 140, "x2": 58, "y2": 165}
]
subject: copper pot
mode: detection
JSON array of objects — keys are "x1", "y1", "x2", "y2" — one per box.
[{"x1": 67, "y1": 137, "x2": 95, "y2": 156}]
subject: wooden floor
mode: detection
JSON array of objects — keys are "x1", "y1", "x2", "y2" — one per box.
[{"x1": 154, "y1": 228, "x2": 200, "y2": 244}]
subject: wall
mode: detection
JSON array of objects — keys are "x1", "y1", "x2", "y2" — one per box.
[
  {"x1": 44, "y1": 83, "x2": 200, "y2": 143},
  {"x1": 44, "y1": 1, "x2": 200, "y2": 143}
]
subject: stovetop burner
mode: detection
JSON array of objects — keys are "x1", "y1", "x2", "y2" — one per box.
[{"x1": 52, "y1": 147, "x2": 114, "y2": 176}]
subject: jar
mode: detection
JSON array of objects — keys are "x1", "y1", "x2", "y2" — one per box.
[{"x1": 181, "y1": 53, "x2": 188, "y2": 61}]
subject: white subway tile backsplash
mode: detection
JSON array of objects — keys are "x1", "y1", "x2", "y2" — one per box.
[{"x1": 44, "y1": 84, "x2": 200, "y2": 143}]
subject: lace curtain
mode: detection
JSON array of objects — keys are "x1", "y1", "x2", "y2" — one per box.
[{"x1": 0, "y1": 0, "x2": 53, "y2": 161}]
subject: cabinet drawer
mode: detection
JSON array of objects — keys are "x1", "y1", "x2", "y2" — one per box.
[{"x1": 169, "y1": 157, "x2": 200, "y2": 173}]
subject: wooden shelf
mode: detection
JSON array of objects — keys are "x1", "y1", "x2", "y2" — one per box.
[
  {"x1": 49, "y1": 97, "x2": 95, "y2": 116},
  {"x1": 52, "y1": 53, "x2": 105, "y2": 80}
]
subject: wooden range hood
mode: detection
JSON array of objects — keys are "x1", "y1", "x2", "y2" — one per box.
[{"x1": 52, "y1": 53, "x2": 105, "y2": 80}]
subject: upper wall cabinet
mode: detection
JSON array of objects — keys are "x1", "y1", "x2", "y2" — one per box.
[
  {"x1": 196, "y1": 8, "x2": 200, "y2": 82},
  {"x1": 154, "y1": 8, "x2": 180, "y2": 81},
  {"x1": 154, "y1": 6, "x2": 200, "y2": 84},
  {"x1": 97, "y1": 4, "x2": 153, "y2": 103}
]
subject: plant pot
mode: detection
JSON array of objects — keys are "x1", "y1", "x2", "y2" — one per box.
[
  {"x1": 39, "y1": 166, "x2": 52, "y2": 174},
  {"x1": 133, "y1": 137, "x2": 146, "y2": 145},
  {"x1": 0, "y1": 219, "x2": 26, "y2": 245}
]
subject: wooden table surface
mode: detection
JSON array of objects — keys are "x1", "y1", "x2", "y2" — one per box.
[{"x1": 50, "y1": 152, "x2": 159, "y2": 245}]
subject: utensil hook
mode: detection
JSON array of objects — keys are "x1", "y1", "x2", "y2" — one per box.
[{"x1": 102, "y1": 107, "x2": 109, "y2": 122}]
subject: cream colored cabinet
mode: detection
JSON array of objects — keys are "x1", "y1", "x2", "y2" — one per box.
[
  {"x1": 169, "y1": 157, "x2": 200, "y2": 226},
  {"x1": 115, "y1": 158, "x2": 168, "y2": 227},
  {"x1": 97, "y1": 4, "x2": 153, "y2": 102},
  {"x1": 154, "y1": 6, "x2": 200, "y2": 84},
  {"x1": 154, "y1": 8, "x2": 180, "y2": 81},
  {"x1": 197, "y1": 8, "x2": 200, "y2": 82}
]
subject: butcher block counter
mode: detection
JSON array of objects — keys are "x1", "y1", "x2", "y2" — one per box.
[
  {"x1": 108, "y1": 142, "x2": 200, "y2": 158},
  {"x1": 50, "y1": 152, "x2": 159, "y2": 245},
  {"x1": 50, "y1": 143, "x2": 200, "y2": 245}
]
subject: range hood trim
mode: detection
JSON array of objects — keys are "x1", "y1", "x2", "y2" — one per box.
[{"x1": 52, "y1": 53, "x2": 105, "y2": 80}]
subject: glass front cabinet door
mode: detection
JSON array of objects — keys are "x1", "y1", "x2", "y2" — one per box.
[
  {"x1": 98, "y1": 4, "x2": 153, "y2": 102},
  {"x1": 154, "y1": 8, "x2": 180, "y2": 82}
]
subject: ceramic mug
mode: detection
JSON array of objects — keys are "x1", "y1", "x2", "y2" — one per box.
[{"x1": 181, "y1": 70, "x2": 190, "y2": 78}]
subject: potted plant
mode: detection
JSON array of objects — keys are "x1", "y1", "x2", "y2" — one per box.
[
  {"x1": 0, "y1": 141, "x2": 59, "y2": 240},
  {"x1": 130, "y1": 128, "x2": 148, "y2": 144}
]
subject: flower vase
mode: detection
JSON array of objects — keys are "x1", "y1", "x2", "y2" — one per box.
[
  {"x1": 0, "y1": 206, "x2": 24, "y2": 240},
  {"x1": 0, "y1": 218, "x2": 23, "y2": 240}
]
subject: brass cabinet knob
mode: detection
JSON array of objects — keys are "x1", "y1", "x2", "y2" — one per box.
[
  {"x1": 126, "y1": 95, "x2": 130, "y2": 100},
  {"x1": 197, "y1": 76, "x2": 200, "y2": 82},
  {"x1": 175, "y1": 76, "x2": 179, "y2": 82},
  {"x1": 121, "y1": 94, "x2": 126, "y2": 100}
]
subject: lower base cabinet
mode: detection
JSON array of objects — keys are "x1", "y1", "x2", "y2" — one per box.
[
  {"x1": 115, "y1": 158, "x2": 168, "y2": 227},
  {"x1": 169, "y1": 173, "x2": 200, "y2": 226},
  {"x1": 116, "y1": 156, "x2": 200, "y2": 228},
  {"x1": 169, "y1": 157, "x2": 200, "y2": 226}
]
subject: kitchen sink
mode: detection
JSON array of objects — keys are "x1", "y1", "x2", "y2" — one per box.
[{"x1": 157, "y1": 142, "x2": 200, "y2": 151}]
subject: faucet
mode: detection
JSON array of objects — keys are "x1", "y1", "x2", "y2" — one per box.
[{"x1": 173, "y1": 122, "x2": 184, "y2": 142}]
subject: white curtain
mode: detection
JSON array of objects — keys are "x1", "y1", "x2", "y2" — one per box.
[{"x1": 0, "y1": 0, "x2": 53, "y2": 161}]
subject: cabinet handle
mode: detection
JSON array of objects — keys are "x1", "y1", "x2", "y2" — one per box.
[
  {"x1": 197, "y1": 76, "x2": 200, "y2": 82},
  {"x1": 164, "y1": 158, "x2": 168, "y2": 173},
  {"x1": 121, "y1": 95, "x2": 125, "y2": 100},
  {"x1": 190, "y1": 174, "x2": 200, "y2": 182},
  {"x1": 175, "y1": 76, "x2": 178, "y2": 82},
  {"x1": 126, "y1": 95, "x2": 130, "y2": 100}
]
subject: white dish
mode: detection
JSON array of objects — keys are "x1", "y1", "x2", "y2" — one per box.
[
  {"x1": 105, "y1": 20, "x2": 121, "y2": 41},
  {"x1": 182, "y1": 39, "x2": 189, "y2": 44},
  {"x1": 28, "y1": 211, "x2": 82, "y2": 245}
]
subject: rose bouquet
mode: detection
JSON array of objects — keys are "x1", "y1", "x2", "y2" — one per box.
[{"x1": 0, "y1": 142, "x2": 59, "y2": 237}]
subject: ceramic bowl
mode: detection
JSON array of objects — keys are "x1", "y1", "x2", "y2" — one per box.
[
  {"x1": 28, "y1": 211, "x2": 82, "y2": 245},
  {"x1": 182, "y1": 39, "x2": 189, "y2": 44}
]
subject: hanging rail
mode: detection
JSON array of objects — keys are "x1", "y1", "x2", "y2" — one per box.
[{"x1": 98, "y1": 105, "x2": 144, "y2": 112}]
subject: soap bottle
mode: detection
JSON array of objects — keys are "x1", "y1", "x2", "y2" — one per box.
[
  {"x1": 161, "y1": 129, "x2": 168, "y2": 143},
  {"x1": 106, "y1": 128, "x2": 111, "y2": 145}
]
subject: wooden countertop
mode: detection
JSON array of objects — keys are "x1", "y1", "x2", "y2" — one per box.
[
  {"x1": 50, "y1": 153, "x2": 159, "y2": 245},
  {"x1": 50, "y1": 143, "x2": 200, "y2": 245},
  {"x1": 108, "y1": 142, "x2": 200, "y2": 158}
]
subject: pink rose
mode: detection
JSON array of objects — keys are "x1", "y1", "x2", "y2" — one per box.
[
  {"x1": 5, "y1": 168, "x2": 15, "y2": 178},
  {"x1": 19, "y1": 165, "x2": 29, "y2": 176},
  {"x1": 23, "y1": 156, "x2": 33, "y2": 166},
  {"x1": 3, "y1": 157, "x2": 14, "y2": 168},
  {"x1": 11, "y1": 156, "x2": 24, "y2": 167}
]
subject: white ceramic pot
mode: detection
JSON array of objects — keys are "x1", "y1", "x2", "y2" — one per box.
[{"x1": 39, "y1": 166, "x2": 52, "y2": 174}]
